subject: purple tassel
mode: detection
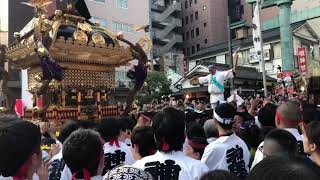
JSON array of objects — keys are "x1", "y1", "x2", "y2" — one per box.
[
  {"x1": 133, "y1": 64, "x2": 147, "y2": 87},
  {"x1": 40, "y1": 55, "x2": 64, "y2": 81}
]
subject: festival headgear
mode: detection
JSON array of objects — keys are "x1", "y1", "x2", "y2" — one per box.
[
  {"x1": 161, "y1": 138, "x2": 170, "y2": 151},
  {"x1": 109, "y1": 137, "x2": 120, "y2": 148},
  {"x1": 240, "y1": 120, "x2": 256, "y2": 130},
  {"x1": 103, "y1": 165, "x2": 153, "y2": 180},
  {"x1": 276, "y1": 112, "x2": 302, "y2": 126},
  {"x1": 214, "y1": 103, "x2": 236, "y2": 125},
  {"x1": 208, "y1": 64, "x2": 216, "y2": 70},
  {"x1": 214, "y1": 111, "x2": 233, "y2": 124},
  {"x1": 188, "y1": 139, "x2": 207, "y2": 149}
]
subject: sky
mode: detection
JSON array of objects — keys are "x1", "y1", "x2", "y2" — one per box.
[{"x1": 0, "y1": 0, "x2": 8, "y2": 31}]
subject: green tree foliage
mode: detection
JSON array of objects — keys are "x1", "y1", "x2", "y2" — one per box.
[{"x1": 137, "y1": 71, "x2": 172, "y2": 103}]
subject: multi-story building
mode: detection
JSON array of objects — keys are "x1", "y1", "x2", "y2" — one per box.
[
  {"x1": 182, "y1": 0, "x2": 227, "y2": 56},
  {"x1": 181, "y1": 0, "x2": 320, "y2": 58},
  {"x1": 151, "y1": 0, "x2": 184, "y2": 75}
]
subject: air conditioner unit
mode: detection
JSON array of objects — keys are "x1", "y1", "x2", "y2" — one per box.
[{"x1": 236, "y1": 27, "x2": 248, "y2": 40}]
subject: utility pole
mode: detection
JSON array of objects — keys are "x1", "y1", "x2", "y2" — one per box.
[
  {"x1": 253, "y1": 0, "x2": 267, "y2": 97},
  {"x1": 149, "y1": 0, "x2": 154, "y2": 71},
  {"x1": 227, "y1": 0, "x2": 234, "y2": 90}
]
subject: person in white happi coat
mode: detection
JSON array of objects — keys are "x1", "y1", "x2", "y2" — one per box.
[
  {"x1": 133, "y1": 108, "x2": 209, "y2": 180},
  {"x1": 201, "y1": 103, "x2": 250, "y2": 178},
  {"x1": 98, "y1": 118, "x2": 135, "y2": 174},
  {"x1": 62, "y1": 129, "x2": 104, "y2": 180},
  {"x1": 251, "y1": 101, "x2": 305, "y2": 169},
  {"x1": 191, "y1": 62, "x2": 237, "y2": 109},
  {"x1": 0, "y1": 118, "x2": 44, "y2": 180}
]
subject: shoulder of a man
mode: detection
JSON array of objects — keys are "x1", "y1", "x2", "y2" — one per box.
[
  {"x1": 132, "y1": 154, "x2": 157, "y2": 169},
  {"x1": 251, "y1": 141, "x2": 264, "y2": 170}
]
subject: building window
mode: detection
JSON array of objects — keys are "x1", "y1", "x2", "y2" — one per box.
[
  {"x1": 194, "y1": 0, "x2": 197, "y2": 4},
  {"x1": 185, "y1": 1, "x2": 188, "y2": 8},
  {"x1": 196, "y1": 27, "x2": 199, "y2": 36},
  {"x1": 191, "y1": 29, "x2": 194, "y2": 38},
  {"x1": 186, "y1": 32, "x2": 189, "y2": 40},
  {"x1": 190, "y1": 14, "x2": 194, "y2": 22},
  {"x1": 182, "y1": 19, "x2": 184, "y2": 26},
  {"x1": 192, "y1": 46, "x2": 195, "y2": 54},
  {"x1": 195, "y1": 11, "x2": 199, "y2": 20},
  {"x1": 91, "y1": 17, "x2": 107, "y2": 28},
  {"x1": 203, "y1": 6, "x2": 206, "y2": 10},
  {"x1": 117, "y1": 0, "x2": 128, "y2": 9},
  {"x1": 112, "y1": 21, "x2": 133, "y2": 32},
  {"x1": 182, "y1": 34, "x2": 185, "y2": 41},
  {"x1": 93, "y1": 0, "x2": 105, "y2": 3},
  {"x1": 197, "y1": 44, "x2": 200, "y2": 51},
  {"x1": 185, "y1": 16, "x2": 189, "y2": 25},
  {"x1": 189, "y1": 0, "x2": 192, "y2": 6},
  {"x1": 204, "y1": 39, "x2": 208, "y2": 44},
  {"x1": 204, "y1": 22, "x2": 207, "y2": 27},
  {"x1": 187, "y1": 48, "x2": 190, "y2": 55}
]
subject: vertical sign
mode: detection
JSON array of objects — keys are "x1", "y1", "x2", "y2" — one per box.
[{"x1": 298, "y1": 47, "x2": 307, "y2": 75}]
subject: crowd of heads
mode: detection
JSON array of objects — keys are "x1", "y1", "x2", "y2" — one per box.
[{"x1": 1, "y1": 94, "x2": 320, "y2": 180}]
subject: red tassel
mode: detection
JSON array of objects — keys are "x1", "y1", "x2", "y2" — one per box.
[
  {"x1": 109, "y1": 137, "x2": 120, "y2": 148},
  {"x1": 162, "y1": 140, "x2": 170, "y2": 151},
  {"x1": 71, "y1": 169, "x2": 91, "y2": 180},
  {"x1": 83, "y1": 169, "x2": 91, "y2": 180}
]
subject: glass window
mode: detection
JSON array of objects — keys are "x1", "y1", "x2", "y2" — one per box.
[
  {"x1": 112, "y1": 22, "x2": 117, "y2": 31},
  {"x1": 197, "y1": 44, "x2": 200, "y2": 51},
  {"x1": 116, "y1": 71, "x2": 128, "y2": 86},
  {"x1": 190, "y1": 14, "x2": 193, "y2": 22},
  {"x1": 204, "y1": 39, "x2": 208, "y2": 44},
  {"x1": 93, "y1": 0, "x2": 105, "y2": 3},
  {"x1": 204, "y1": 22, "x2": 207, "y2": 27},
  {"x1": 91, "y1": 17, "x2": 107, "y2": 28},
  {"x1": 186, "y1": 32, "x2": 189, "y2": 40},
  {"x1": 273, "y1": 43, "x2": 281, "y2": 59},
  {"x1": 112, "y1": 21, "x2": 132, "y2": 32},
  {"x1": 194, "y1": 0, "x2": 197, "y2": 4},
  {"x1": 192, "y1": 46, "x2": 195, "y2": 54},
  {"x1": 185, "y1": 16, "x2": 189, "y2": 25},
  {"x1": 185, "y1": 1, "x2": 188, "y2": 8},
  {"x1": 196, "y1": 28, "x2": 199, "y2": 36},
  {"x1": 195, "y1": 11, "x2": 198, "y2": 20},
  {"x1": 191, "y1": 29, "x2": 194, "y2": 38},
  {"x1": 117, "y1": 0, "x2": 128, "y2": 9},
  {"x1": 116, "y1": 23, "x2": 122, "y2": 31},
  {"x1": 187, "y1": 48, "x2": 190, "y2": 56}
]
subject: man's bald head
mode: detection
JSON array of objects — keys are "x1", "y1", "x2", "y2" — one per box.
[{"x1": 276, "y1": 101, "x2": 302, "y2": 128}]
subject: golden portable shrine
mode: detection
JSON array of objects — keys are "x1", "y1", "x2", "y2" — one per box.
[{"x1": 2, "y1": 0, "x2": 152, "y2": 123}]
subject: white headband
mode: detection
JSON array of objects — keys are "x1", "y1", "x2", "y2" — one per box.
[{"x1": 214, "y1": 111, "x2": 233, "y2": 124}]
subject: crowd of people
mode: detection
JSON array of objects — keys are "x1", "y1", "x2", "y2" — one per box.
[{"x1": 1, "y1": 94, "x2": 320, "y2": 180}]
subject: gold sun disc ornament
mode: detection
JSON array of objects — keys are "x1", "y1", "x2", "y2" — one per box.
[
  {"x1": 73, "y1": 30, "x2": 88, "y2": 43},
  {"x1": 92, "y1": 33, "x2": 106, "y2": 45}
]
